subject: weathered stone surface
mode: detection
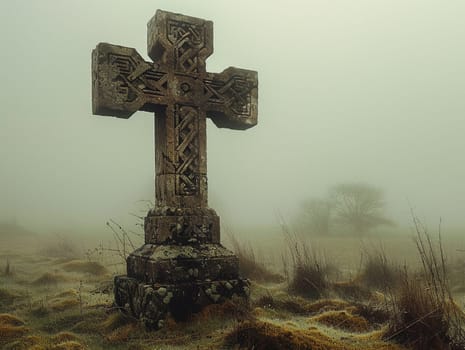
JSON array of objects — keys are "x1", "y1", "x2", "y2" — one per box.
[
  {"x1": 92, "y1": 9, "x2": 258, "y2": 328},
  {"x1": 115, "y1": 275, "x2": 250, "y2": 329},
  {"x1": 126, "y1": 244, "x2": 239, "y2": 284},
  {"x1": 144, "y1": 209, "x2": 220, "y2": 244}
]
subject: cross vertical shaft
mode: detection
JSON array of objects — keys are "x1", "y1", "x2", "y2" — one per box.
[
  {"x1": 154, "y1": 105, "x2": 207, "y2": 208},
  {"x1": 149, "y1": 11, "x2": 211, "y2": 209}
]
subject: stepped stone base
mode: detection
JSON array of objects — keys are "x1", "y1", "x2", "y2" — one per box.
[
  {"x1": 114, "y1": 275, "x2": 250, "y2": 329},
  {"x1": 115, "y1": 242, "x2": 249, "y2": 329},
  {"x1": 126, "y1": 243, "x2": 241, "y2": 284}
]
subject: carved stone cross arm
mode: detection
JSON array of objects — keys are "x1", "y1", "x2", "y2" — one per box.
[
  {"x1": 92, "y1": 44, "x2": 257, "y2": 130},
  {"x1": 92, "y1": 9, "x2": 257, "y2": 131},
  {"x1": 93, "y1": 43, "x2": 257, "y2": 129}
]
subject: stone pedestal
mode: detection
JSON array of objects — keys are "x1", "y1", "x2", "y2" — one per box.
[
  {"x1": 114, "y1": 208, "x2": 250, "y2": 329},
  {"x1": 115, "y1": 275, "x2": 249, "y2": 329}
]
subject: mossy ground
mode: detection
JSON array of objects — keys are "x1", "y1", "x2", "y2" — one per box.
[{"x1": 1, "y1": 232, "x2": 464, "y2": 349}]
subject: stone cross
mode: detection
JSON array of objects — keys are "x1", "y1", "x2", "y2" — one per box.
[
  {"x1": 93, "y1": 10, "x2": 257, "y2": 208},
  {"x1": 92, "y1": 10, "x2": 258, "y2": 328}
]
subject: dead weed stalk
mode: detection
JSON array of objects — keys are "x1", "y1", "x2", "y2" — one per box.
[
  {"x1": 384, "y1": 216, "x2": 465, "y2": 350},
  {"x1": 279, "y1": 213, "x2": 328, "y2": 299}
]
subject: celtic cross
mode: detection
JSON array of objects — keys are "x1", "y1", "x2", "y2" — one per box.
[
  {"x1": 92, "y1": 9, "x2": 258, "y2": 328},
  {"x1": 92, "y1": 10, "x2": 258, "y2": 216}
]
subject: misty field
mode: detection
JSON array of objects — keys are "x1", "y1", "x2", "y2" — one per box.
[{"x1": 1, "y1": 222, "x2": 465, "y2": 350}]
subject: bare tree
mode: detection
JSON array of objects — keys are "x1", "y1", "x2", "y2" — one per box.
[{"x1": 329, "y1": 183, "x2": 393, "y2": 235}]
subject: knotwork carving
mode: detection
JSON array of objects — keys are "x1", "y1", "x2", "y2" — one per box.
[
  {"x1": 174, "y1": 105, "x2": 200, "y2": 196},
  {"x1": 204, "y1": 75, "x2": 255, "y2": 117},
  {"x1": 108, "y1": 53, "x2": 168, "y2": 100},
  {"x1": 167, "y1": 19, "x2": 206, "y2": 73}
]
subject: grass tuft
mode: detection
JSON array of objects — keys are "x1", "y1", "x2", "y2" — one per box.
[
  {"x1": 100, "y1": 312, "x2": 132, "y2": 332},
  {"x1": 227, "y1": 231, "x2": 284, "y2": 283},
  {"x1": 359, "y1": 247, "x2": 400, "y2": 291},
  {"x1": 1, "y1": 335, "x2": 45, "y2": 350},
  {"x1": 51, "y1": 331, "x2": 80, "y2": 343},
  {"x1": 0, "y1": 314, "x2": 25, "y2": 326},
  {"x1": 40, "y1": 235, "x2": 80, "y2": 259},
  {"x1": 332, "y1": 280, "x2": 372, "y2": 301},
  {"x1": 284, "y1": 233, "x2": 328, "y2": 298},
  {"x1": 32, "y1": 273, "x2": 68, "y2": 286},
  {"x1": 50, "y1": 340, "x2": 85, "y2": 350},
  {"x1": 105, "y1": 323, "x2": 138, "y2": 344},
  {"x1": 384, "y1": 217, "x2": 465, "y2": 350},
  {"x1": 224, "y1": 319, "x2": 386, "y2": 350},
  {"x1": 193, "y1": 297, "x2": 250, "y2": 322},
  {"x1": 312, "y1": 310, "x2": 371, "y2": 332},
  {"x1": 225, "y1": 319, "x2": 313, "y2": 350},
  {"x1": 61, "y1": 260, "x2": 108, "y2": 276},
  {"x1": 0, "y1": 313, "x2": 28, "y2": 344},
  {"x1": 350, "y1": 302, "x2": 390, "y2": 327},
  {"x1": 0, "y1": 289, "x2": 26, "y2": 308},
  {"x1": 255, "y1": 294, "x2": 350, "y2": 316},
  {"x1": 4, "y1": 258, "x2": 13, "y2": 276},
  {"x1": 49, "y1": 298, "x2": 79, "y2": 312}
]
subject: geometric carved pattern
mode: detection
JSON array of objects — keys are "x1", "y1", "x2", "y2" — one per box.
[
  {"x1": 204, "y1": 75, "x2": 254, "y2": 116},
  {"x1": 174, "y1": 105, "x2": 199, "y2": 196},
  {"x1": 109, "y1": 53, "x2": 168, "y2": 100},
  {"x1": 167, "y1": 20, "x2": 205, "y2": 74}
]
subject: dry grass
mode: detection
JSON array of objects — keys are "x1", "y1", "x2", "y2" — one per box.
[
  {"x1": 105, "y1": 323, "x2": 138, "y2": 344},
  {"x1": 279, "y1": 216, "x2": 330, "y2": 299},
  {"x1": 32, "y1": 272, "x2": 69, "y2": 286},
  {"x1": 350, "y1": 302, "x2": 391, "y2": 327},
  {"x1": 225, "y1": 319, "x2": 405, "y2": 350},
  {"x1": 50, "y1": 332, "x2": 86, "y2": 350},
  {"x1": 4, "y1": 216, "x2": 465, "y2": 349},
  {"x1": 0, "y1": 288, "x2": 26, "y2": 309},
  {"x1": 39, "y1": 235, "x2": 80, "y2": 259},
  {"x1": 359, "y1": 247, "x2": 400, "y2": 291},
  {"x1": 0, "y1": 313, "x2": 25, "y2": 326},
  {"x1": 4, "y1": 258, "x2": 13, "y2": 276},
  {"x1": 227, "y1": 231, "x2": 284, "y2": 283},
  {"x1": 1, "y1": 335, "x2": 45, "y2": 350},
  {"x1": 305, "y1": 298, "x2": 351, "y2": 314},
  {"x1": 384, "y1": 217, "x2": 465, "y2": 350},
  {"x1": 0, "y1": 288, "x2": 17, "y2": 301},
  {"x1": 225, "y1": 319, "x2": 328, "y2": 350},
  {"x1": 255, "y1": 294, "x2": 311, "y2": 315},
  {"x1": 51, "y1": 331, "x2": 80, "y2": 343},
  {"x1": 50, "y1": 341, "x2": 86, "y2": 350},
  {"x1": 0, "y1": 331, "x2": 85, "y2": 350},
  {"x1": 54, "y1": 290, "x2": 78, "y2": 299},
  {"x1": 284, "y1": 233, "x2": 329, "y2": 298},
  {"x1": 49, "y1": 298, "x2": 79, "y2": 312},
  {"x1": 68, "y1": 310, "x2": 106, "y2": 334},
  {"x1": 332, "y1": 280, "x2": 372, "y2": 301},
  {"x1": 193, "y1": 297, "x2": 250, "y2": 322},
  {"x1": 0, "y1": 313, "x2": 28, "y2": 344},
  {"x1": 100, "y1": 312, "x2": 133, "y2": 332},
  {"x1": 60, "y1": 260, "x2": 108, "y2": 276},
  {"x1": 255, "y1": 294, "x2": 352, "y2": 316},
  {"x1": 312, "y1": 310, "x2": 371, "y2": 332}
]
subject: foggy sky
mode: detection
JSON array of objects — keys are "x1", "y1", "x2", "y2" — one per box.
[{"x1": 1, "y1": 0, "x2": 465, "y2": 233}]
